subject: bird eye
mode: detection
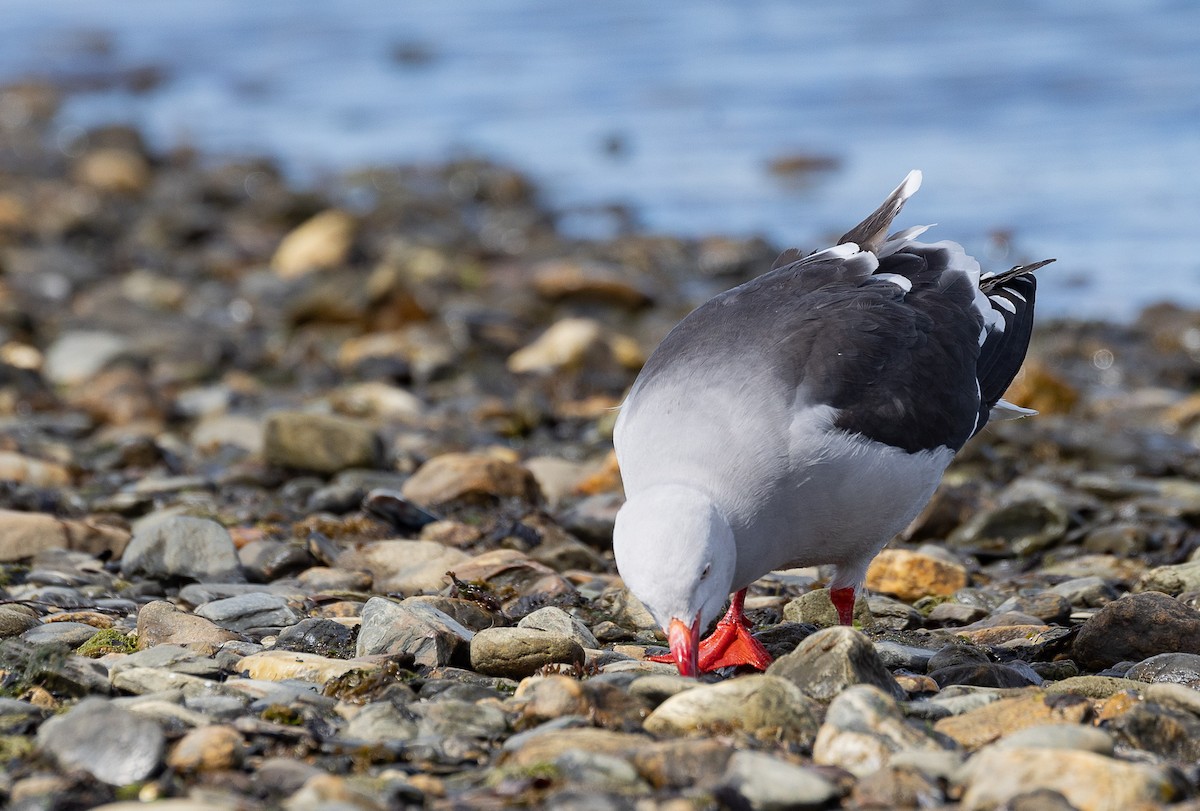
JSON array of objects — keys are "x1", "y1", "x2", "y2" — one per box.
[{"x1": 700, "y1": 563, "x2": 712, "y2": 580}]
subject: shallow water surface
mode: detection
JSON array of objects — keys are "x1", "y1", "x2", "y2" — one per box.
[{"x1": 3, "y1": 0, "x2": 1199, "y2": 318}]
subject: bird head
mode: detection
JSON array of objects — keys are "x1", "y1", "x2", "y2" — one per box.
[{"x1": 613, "y1": 485, "x2": 736, "y2": 676}]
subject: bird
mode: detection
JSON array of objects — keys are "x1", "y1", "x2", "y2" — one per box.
[{"x1": 612, "y1": 170, "x2": 1052, "y2": 676}]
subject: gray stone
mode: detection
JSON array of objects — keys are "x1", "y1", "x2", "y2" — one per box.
[
  {"x1": 813, "y1": 685, "x2": 946, "y2": 777},
  {"x1": 106, "y1": 644, "x2": 225, "y2": 679},
  {"x1": 194, "y1": 592, "x2": 302, "y2": 632},
  {"x1": 178, "y1": 582, "x2": 305, "y2": 605},
  {"x1": 37, "y1": 697, "x2": 164, "y2": 785},
  {"x1": 554, "y1": 749, "x2": 649, "y2": 792},
  {"x1": 21, "y1": 621, "x2": 100, "y2": 648},
  {"x1": 1126, "y1": 651, "x2": 1200, "y2": 687},
  {"x1": 718, "y1": 750, "x2": 839, "y2": 810},
  {"x1": 768, "y1": 625, "x2": 904, "y2": 701},
  {"x1": 111, "y1": 666, "x2": 238, "y2": 699},
  {"x1": 1048, "y1": 576, "x2": 1118, "y2": 607},
  {"x1": 0, "y1": 638, "x2": 110, "y2": 697},
  {"x1": 120, "y1": 516, "x2": 242, "y2": 582},
  {"x1": 517, "y1": 606, "x2": 600, "y2": 649},
  {"x1": 43, "y1": 330, "x2": 129, "y2": 385},
  {"x1": 342, "y1": 701, "x2": 419, "y2": 744},
  {"x1": 995, "y1": 723, "x2": 1114, "y2": 754},
  {"x1": 0, "y1": 697, "x2": 45, "y2": 733},
  {"x1": 873, "y1": 641, "x2": 936, "y2": 671},
  {"x1": 416, "y1": 699, "x2": 508, "y2": 740},
  {"x1": 469, "y1": 627, "x2": 585, "y2": 679},
  {"x1": 356, "y1": 596, "x2": 473, "y2": 666}
]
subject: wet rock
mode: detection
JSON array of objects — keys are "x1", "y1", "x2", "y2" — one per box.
[
  {"x1": 166, "y1": 724, "x2": 245, "y2": 772},
  {"x1": 405, "y1": 595, "x2": 498, "y2": 632},
  {"x1": 1073, "y1": 592, "x2": 1200, "y2": 671},
  {"x1": 865, "y1": 548, "x2": 967, "y2": 602},
  {"x1": 400, "y1": 452, "x2": 542, "y2": 508},
  {"x1": 274, "y1": 617, "x2": 357, "y2": 658},
  {"x1": 135, "y1": 600, "x2": 242, "y2": 652},
  {"x1": 933, "y1": 692, "x2": 1091, "y2": 750},
  {"x1": 1126, "y1": 652, "x2": 1200, "y2": 687},
  {"x1": 957, "y1": 746, "x2": 1178, "y2": 811},
  {"x1": 271, "y1": 209, "x2": 356, "y2": 278},
  {"x1": 517, "y1": 606, "x2": 599, "y2": 649},
  {"x1": 929, "y1": 661, "x2": 1042, "y2": 689},
  {"x1": 768, "y1": 626, "x2": 904, "y2": 701},
  {"x1": 812, "y1": 685, "x2": 946, "y2": 777},
  {"x1": 263, "y1": 411, "x2": 380, "y2": 473},
  {"x1": 643, "y1": 674, "x2": 821, "y2": 743},
  {"x1": 121, "y1": 516, "x2": 241, "y2": 582},
  {"x1": 449, "y1": 549, "x2": 578, "y2": 613},
  {"x1": 716, "y1": 750, "x2": 839, "y2": 810},
  {"x1": 356, "y1": 596, "x2": 473, "y2": 666},
  {"x1": 37, "y1": 697, "x2": 165, "y2": 785},
  {"x1": 469, "y1": 627, "x2": 585, "y2": 678},
  {"x1": 194, "y1": 592, "x2": 302, "y2": 633}
]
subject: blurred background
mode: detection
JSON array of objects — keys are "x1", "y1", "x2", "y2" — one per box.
[{"x1": 2, "y1": 0, "x2": 1198, "y2": 319}]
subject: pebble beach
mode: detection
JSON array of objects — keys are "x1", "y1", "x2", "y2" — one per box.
[{"x1": 4, "y1": 78, "x2": 1200, "y2": 810}]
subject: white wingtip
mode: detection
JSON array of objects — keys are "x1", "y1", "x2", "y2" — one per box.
[
  {"x1": 990, "y1": 398, "x2": 1038, "y2": 420},
  {"x1": 898, "y1": 169, "x2": 922, "y2": 201}
]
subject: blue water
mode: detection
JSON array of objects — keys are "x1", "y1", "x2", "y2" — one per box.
[{"x1": 3, "y1": 0, "x2": 1199, "y2": 318}]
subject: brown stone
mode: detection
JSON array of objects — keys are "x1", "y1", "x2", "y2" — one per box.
[
  {"x1": 933, "y1": 692, "x2": 1090, "y2": 750},
  {"x1": 401, "y1": 452, "x2": 542, "y2": 508},
  {"x1": 136, "y1": 600, "x2": 240, "y2": 653},
  {"x1": 74, "y1": 148, "x2": 151, "y2": 194},
  {"x1": 866, "y1": 548, "x2": 967, "y2": 602},
  {"x1": 0, "y1": 509, "x2": 129, "y2": 562},
  {"x1": 0, "y1": 451, "x2": 71, "y2": 487},
  {"x1": 271, "y1": 209, "x2": 356, "y2": 278},
  {"x1": 501, "y1": 728, "x2": 651, "y2": 768},
  {"x1": 166, "y1": 725, "x2": 245, "y2": 773},
  {"x1": 1073, "y1": 592, "x2": 1200, "y2": 671}
]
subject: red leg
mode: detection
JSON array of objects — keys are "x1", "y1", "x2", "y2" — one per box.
[
  {"x1": 649, "y1": 589, "x2": 773, "y2": 672},
  {"x1": 830, "y1": 587, "x2": 857, "y2": 626}
]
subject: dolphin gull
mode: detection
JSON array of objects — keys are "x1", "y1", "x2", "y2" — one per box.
[{"x1": 612, "y1": 171, "x2": 1052, "y2": 675}]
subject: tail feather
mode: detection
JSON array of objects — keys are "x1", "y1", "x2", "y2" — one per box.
[{"x1": 838, "y1": 170, "x2": 922, "y2": 253}]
